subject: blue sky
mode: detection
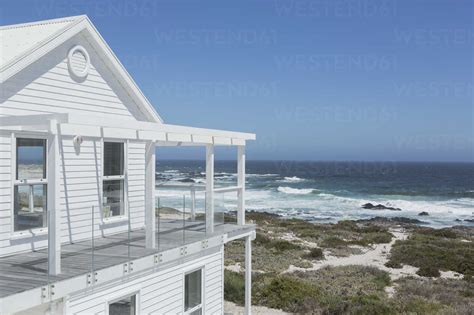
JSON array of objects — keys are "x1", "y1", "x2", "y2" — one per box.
[{"x1": 2, "y1": 0, "x2": 473, "y2": 161}]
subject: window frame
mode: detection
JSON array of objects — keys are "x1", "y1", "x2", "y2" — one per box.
[
  {"x1": 105, "y1": 290, "x2": 140, "y2": 315},
  {"x1": 101, "y1": 139, "x2": 127, "y2": 223},
  {"x1": 183, "y1": 266, "x2": 205, "y2": 315},
  {"x1": 11, "y1": 133, "x2": 49, "y2": 236}
]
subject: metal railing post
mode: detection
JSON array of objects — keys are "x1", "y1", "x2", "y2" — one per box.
[{"x1": 183, "y1": 195, "x2": 186, "y2": 245}]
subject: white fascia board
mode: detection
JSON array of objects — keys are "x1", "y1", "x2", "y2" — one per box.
[
  {"x1": 161, "y1": 123, "x2": 256, "y2": 141},
  {"x1": 102, "y1": 127, "x2": 137, "y2": 140},
  {"x1": 0, "y1": 113, "x2": 68, "y2": 126},
  {"x1": 213, "y1": 136, "x2": 232, "y2": 145},
  {"x1": 191, "y1": 134, "x2": 213, "y2": 144},
  {"x1": 167, "y1": 132, "x2": 192, "y2": 142},
  {"x1": 138, "y1": 130, "x2": 166, "y2": 141},
  {"x1": 59, "y1": 123, "x2": 101, "y2": 137},
  {"x1": 232, "y1": 138, "x2": 246, "y2": 146}
]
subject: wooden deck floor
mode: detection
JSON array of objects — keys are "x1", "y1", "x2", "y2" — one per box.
[{"x1": 0, "y1": 220, "x2": 253, "y2": 299}]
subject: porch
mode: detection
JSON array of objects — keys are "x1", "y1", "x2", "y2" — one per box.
[
  {"x1": 0, "y1": 218, "x2": 255, "y2": 313},
  {"x1": 0, "y1": 113, "x2": 256, "y2": 314}
]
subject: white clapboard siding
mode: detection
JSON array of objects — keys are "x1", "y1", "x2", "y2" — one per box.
[
  {"x1": 0, "y1": 134, "x2": 14, "y2": 251},
  {"x1": 127, "y1": 141, "x2": 146, "y2": 229},
  {"x1": 60, "y1": 137, "x2": 100, "y2": 243},
  {"x1": 0, "y1": 134, "x2": 147, "y2": 255},
  {"x1": 67, "y1": 249, "x2": 223, "y2": 315},
  {"x1": 0, "y1": 32, "x2": 147, "y2": 121}
]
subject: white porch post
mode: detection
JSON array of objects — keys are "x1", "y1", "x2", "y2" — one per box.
[
  {"x1": 48, "y1": 119, "x2": 61, "y2": 275},
  {"x1": 145, "y1": 141, "x2": 156, "y2": 249},
  {"x1": 245, "y1": 235, "x2": 252, "y2": 315},
  {"x1": 205, "y1": 144, "x2": 214, "y2": 233},
  {"x1": 237, "y1": 145, "x2": 246, "y2": 225}
]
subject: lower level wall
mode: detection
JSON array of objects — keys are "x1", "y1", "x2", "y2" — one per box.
[{"x1": 66, "y1": 247, "x2": 224, "y2": 315}]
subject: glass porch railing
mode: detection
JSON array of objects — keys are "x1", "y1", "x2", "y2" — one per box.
[
  {"x1": 213, "y1": 186, "x2": 240, "y2": 225},
  {"x1": 18, "y1": 183, "x2": 245, "y2": 304}
]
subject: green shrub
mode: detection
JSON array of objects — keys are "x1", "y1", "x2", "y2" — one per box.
[
  {"x1": 359, "y1": 232, "x2": 393, "y2": 245},
  {"x1": 385, "y1": 260, "x2": 402, "y2": 269},
  {"x1": 320, "y1": 236, "x2": 347, "y2": 248},
  {"x1": 306, "y1": 247, "x2": 324, "y2": 260},
  {"x1": 254, "y1": 232, "x2": 301, "y2": 252},
  {"x1": 256, "y1": 275, "x2": 320, "y2": 313},
  {"x1": 271, "y1": 239, "x2": 301, "y2": 252},
  {"x1": 224, "y1": 270, "x2": 245, "y2": 305},
  {"x1": 348, "y1": 294, "x2": 395, "y2": 315},
  {"x1": 401, "y1": 297, "x2": 445, "y2": 314},
  {"x1": 387, "y1": 233, "x2": 474, "y2": 277},
  {"x1": 417, "y1": 265, "x2": 441, "y2": 278},
  {"x1": 394, "y1": 277, "x2": 474, "y2": 315},
  {"x1": 254, "y1": 232, "x2": 271, "y2": 245}
]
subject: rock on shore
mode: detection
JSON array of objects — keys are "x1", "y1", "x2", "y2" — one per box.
[{"x1": 362, "y1": 203, "x2": 401, "y2": 211}]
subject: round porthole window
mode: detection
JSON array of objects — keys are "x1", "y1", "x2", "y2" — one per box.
[{"x1": 67, "y1": 45, "x2": 90, "y2": 79}]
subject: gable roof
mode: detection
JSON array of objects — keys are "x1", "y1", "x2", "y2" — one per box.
[{"x1": 0, "y1": 15, "x2": 163, "y2": 123}]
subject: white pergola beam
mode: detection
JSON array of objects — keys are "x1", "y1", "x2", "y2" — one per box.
[
  {"x1": 139, "y1": 130, "x2": 166, "y2": 141},
  {"x1": 0, "y1": 113, "x2": 68, "y2": 126},
  {"x1": 65, "y1": 113, "x2": 256, "y2": 140}
]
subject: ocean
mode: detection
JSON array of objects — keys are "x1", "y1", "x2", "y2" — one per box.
[{"x1": 156, "y1": 160, "x2": 474, "y2": 227}]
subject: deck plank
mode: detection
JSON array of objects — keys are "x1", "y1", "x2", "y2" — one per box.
[{"x1": 0, "y1": 220, "x2": 253, "y2": 299}]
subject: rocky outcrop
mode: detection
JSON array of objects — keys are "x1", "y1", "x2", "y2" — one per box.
[{"x1": 362, "y1": 203, "x2": 401, "y2": 211}]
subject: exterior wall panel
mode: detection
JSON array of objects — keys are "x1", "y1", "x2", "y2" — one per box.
[{"x1": 67, "y1": 249, "x2": 224, "y2": 315}]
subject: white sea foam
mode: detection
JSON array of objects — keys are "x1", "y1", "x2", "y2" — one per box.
[
  {"x1": 247, "y1": 173, "x2": 279, "y2": 178},
  {"x1": 277, "y1": 186, "x2": 316, "y2": 195},
  {"x1": 163, "y1": 170, "x2": 180, "y2": 173},
  {"x1": 154, "y1": 168, "x2": 474, "y2": 227},
  {"x1": 279, "y1": 176, "x2": 305, "y2": 182}
]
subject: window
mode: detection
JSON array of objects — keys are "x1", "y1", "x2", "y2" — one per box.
[
  {"x1": 185, "y1": 269, "x2": 202, "y2": 315},
  {"x1": 103, "y1": 142, "x2": 125, "y2": 218},
  {"x1": 109, "y1": 294, "x2": 136, "y2": 315},
  {"x1": 14, "y1": 138, "x2": 48, "y2": 232}
]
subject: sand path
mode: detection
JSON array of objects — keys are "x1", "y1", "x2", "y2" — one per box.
[{"x1": 285, "y1": 229, "x2": 463, "y2": 281}]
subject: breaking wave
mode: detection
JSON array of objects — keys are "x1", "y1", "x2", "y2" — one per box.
[{"x1": 277, "y1": 186, "x2": 317, "y2": 195}]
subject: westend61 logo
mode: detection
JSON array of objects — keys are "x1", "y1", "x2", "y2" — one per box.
[
  {"x1": 274, "y1": 0, "x2": 397, "y2": 18},
  {"x1": 35, "y1": 0, "x2": 159, "y2": 17},
  {"x1": 274, "y1": 105, "x2": 398, "y2": 123},
  {"x1": 152, "y1": 81, "x2": 279, "y2": 98},
  {"x1": 271, "y1": 161, "x2": 399, "y2": 176},
  {"x1": 274, "y1": 54, "x2": 398, "y2": 72},
  {"x1": 154, "y1": 29, "x2": 277, "y2": 46},
  {"x1": 394, "y1": 82, "x2": 473, "y2": 98},
  {"x1": 394, "y1": 28, "x2": 474, "y2": 46},
  {"x1": 395, "y1": 134, "x2": 473, "y2": 152}
]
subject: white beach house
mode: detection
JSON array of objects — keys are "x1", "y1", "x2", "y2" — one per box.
[{"x1": 0, "y1": 15, "x2": 255, "y2": 314}]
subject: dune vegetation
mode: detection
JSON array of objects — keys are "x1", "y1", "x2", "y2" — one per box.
[{"x1": 224, "y1": 212, "x2": 474, "y2": 315}]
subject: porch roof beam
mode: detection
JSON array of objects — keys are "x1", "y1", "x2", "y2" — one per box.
[
  {"x1": 58, "y1": 125, "x2": 249, "y2": 146},
  {"x1": 0, "y1": 113, "x2": 255, "y2": 144},
  {"x1": 0, "y1": 113, "x2": 68, "y2": 127}
]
